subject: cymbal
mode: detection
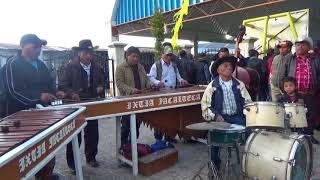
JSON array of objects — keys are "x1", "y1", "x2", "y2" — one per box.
[{"x1": 186, "y1": 121, "x2": 231, "y2": 130}]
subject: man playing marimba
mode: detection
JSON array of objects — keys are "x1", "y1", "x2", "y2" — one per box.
[
  {"x1": 201, "y1": 56, "x2": 251, "y2": 170},
  {"x1": 1, "y1": 34, "x2": 65, "y2": 180},
  {"x1": 116, "y1": 46, "x2": 151, "y2": 146},
  {"x1": 149, "y1": 43, "x2": 188, "y2": 142},
  {"x1": 59, "y1": 39, "x2": 105, "y2": 171}
]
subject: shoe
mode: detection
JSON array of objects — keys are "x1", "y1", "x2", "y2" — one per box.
[
  {"x1": 35, "y1": 173, "x2": 60, "y2": 180},
  {"x1": 165, "y1": 136, "x2": 178, "y2": 143},
  {"x1": 310, "y1": 136, "x2": 320, "y2": 145},
  {"x1": 87, "y1": 159, "x2": 100, "y2": 167},
  {"x1": 69, "y1": 168, "x2": 76, "y2": 175},
  {"x1": 184, "y1": 139, "x2": 198, "y2": 144},
  {"x1": 49, "y1": 173, "x2": 60, "y2": 180}
]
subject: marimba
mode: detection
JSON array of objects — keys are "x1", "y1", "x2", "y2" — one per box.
[
  {"x1": 0, "y1": 107, "x2": 86, "y2": 180},
  {"x1": 43, "y1": 86, "x2": 206, "y2": 175}
]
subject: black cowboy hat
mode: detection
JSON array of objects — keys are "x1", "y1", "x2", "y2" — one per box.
[
  {"x1": 211, "y1": 56, "x2": 237, "y2": 75},
  {"x1": 72, "y1": 39, "x2": 99, "y2": 51}
]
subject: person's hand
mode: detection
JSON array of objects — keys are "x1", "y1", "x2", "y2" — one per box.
[
  {"x1": 40, "y1": 93, "x2": 56, "y2": 104},
  {"x1": 216, "y1": 115, "x2": 224, "y2": 122},
  {"x1": 96, "y1": 86, "x2": 104, "y2": 94},
  {"x1": 158, "y1": 81, "x2": 165, "y2": 88},
  {"x1": 132, "y1": 88, "x2": 142, "y2": 94},
  {"x1": 235, "y1": 47, "x2": 241, "y2": 57},
  {"x1": 56, "y1": 91, "x2": 66, "y2": 99},
  {"x1": 71, "y1": 93, "x2": 80, "y2": 102},
  {"x1": 180, "y1": 80, "x2": 188, "y2": 86}
]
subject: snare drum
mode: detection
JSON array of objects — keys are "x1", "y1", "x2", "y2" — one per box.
[
  {"x1": 244, "y1": 102, "x2": 285, "y2": 129},
  {"x1": 243, "y1": 130, "x2": 312, "y2": 180},
  {"x1": 208, "y1": 124, "x2": 246, "y2": 146},
  {"x1": 284, "y1": 103, "x2": 308, "y2": 128}
]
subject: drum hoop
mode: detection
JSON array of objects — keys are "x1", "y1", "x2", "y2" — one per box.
[
  {"x1": 284, "y1": 103, "x2": 305, "y2": 107},
  {"x1": 286, "y1": 135, "x2": 311, "y2": 180},
  {"x1": 209, "y1": 124, "x2": 246, "y2": 133},
  {"x1": 245, "y1": 101, "x2": 284, "y2": 107},
  {"x1": 210, "y1": 128, "x2": 246, "y2": 133},
  {"x1": 242, "y1": 129, "x2": 260, "y2": 176}
]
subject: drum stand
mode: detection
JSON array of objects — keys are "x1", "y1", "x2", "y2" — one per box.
[
  {"x1": 218, "y1": 144, "x2": 243, "y2": 180},
  {"x1": 191, "y1": 132, "x2": 243, "y2": 180}
]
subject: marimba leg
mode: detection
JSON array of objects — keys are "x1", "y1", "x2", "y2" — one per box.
[
  {"x1": 72, "y1": 134, "x2": 84, "y2": 180},
  {"x1": 116, "y1": 117, "x2": 121, "y2": 160},
  {"x1": 130, "y1": 113, "x2": 138, "y2": 175}
]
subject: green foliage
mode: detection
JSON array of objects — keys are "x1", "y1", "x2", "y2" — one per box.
[{"x1": 150, "y1": 8, "x2": 165, "y2": 60}]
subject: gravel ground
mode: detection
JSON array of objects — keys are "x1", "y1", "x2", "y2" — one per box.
[{"x1": 49, "y1": 117, "x2": 319, "y2": 180}]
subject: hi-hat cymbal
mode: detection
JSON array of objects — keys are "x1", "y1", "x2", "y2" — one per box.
[{"x1": 186, "y1": 121, "x2": 231, "y2": 130}]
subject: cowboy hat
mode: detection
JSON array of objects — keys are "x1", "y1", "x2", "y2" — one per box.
[
  {"x1": 211, "y1": 56, "x2": 237, "y2": 75},
  {"x1": 72, "y1": 39, "x2": 99, "y2": 51}
]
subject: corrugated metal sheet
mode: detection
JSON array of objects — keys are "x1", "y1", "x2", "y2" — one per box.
[{"x1": 115, "y1": 0, "x2": 204, "y2": 25}]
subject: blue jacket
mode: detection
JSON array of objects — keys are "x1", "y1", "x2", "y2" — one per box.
[
  {"x1": 210, "y1": 77, "x2": 245, "y2": 118},
  {"x1": 201, "y1": 76, "x2": 252, "y2": 121}
]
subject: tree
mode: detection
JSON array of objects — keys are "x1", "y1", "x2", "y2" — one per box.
[{"x1": 149, "y1": 8, "x2": 165, "y2": 60}]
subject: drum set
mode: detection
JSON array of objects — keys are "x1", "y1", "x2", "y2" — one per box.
[{"x1": 187, "y1": 102, "x2": 313, "y2": 180}]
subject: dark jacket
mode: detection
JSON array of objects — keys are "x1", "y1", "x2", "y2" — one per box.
[
  {"x1": 1, "y1": 55, "x2": 54, "y2": 115},
  {"x1": 278, "y1": 92, "x2": 304, "y2": 103},
  {"x1": 285, "y1": 54, "x2": 320, "y2": 92},
  {"x1": 271, "y1": 53, "x2": 292, "y2": 88},
  {"x1": 194, "y1": 60, "x2": 210, "y2": 85},
  {"x1": 59, "y1": 58, "x2": 105, "y2": 99},
  {"x1": 179, "y1": 57, "x2": 196, "y2": 84},
  {"x1": 246, "y1": 57, "x2": 264, "y2": 78},
  {"x1": 210, "y1": 76, "x2": 246, "y2": 118}
]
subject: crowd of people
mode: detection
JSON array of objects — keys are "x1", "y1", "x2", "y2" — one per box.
[{"x1": 0, "y1": 33, "x2": 319, "y2": 179}]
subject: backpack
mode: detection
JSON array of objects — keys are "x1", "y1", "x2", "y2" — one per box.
[{"x1": 121, "y1": 143, "x2": 152, "y2": 160}]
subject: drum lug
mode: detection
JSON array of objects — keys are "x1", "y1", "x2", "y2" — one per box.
[
  {"x1": 273, "y1": 157, "x2": 296, "y2": 166},
  {"x1": 295, "y1": 106, "x2": 299, "y2": 114},
  {"x1": 271, "y1": 175, "x2": 278, "y2": 180},
  {"x1": 245, "y1": 151, "x2": 260, "y2": 157}
]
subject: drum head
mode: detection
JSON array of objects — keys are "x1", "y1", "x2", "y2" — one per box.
[
  {"x1": 290, "y1": 137, "x2": 312, "y2": 180},
  {"x1": 210, "y1": 124, "x2": 246, "y2": 133},
  {"x1": 186, "y1": 121, "x2": 231, "y2": 130}
]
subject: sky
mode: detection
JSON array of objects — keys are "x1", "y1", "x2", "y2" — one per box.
[
  {"x1": 0, "y1": 0, "x2": 194, "y2": 49},
  {"x1": 0, "y1": 0, "x2": 116, "y2": 48}
]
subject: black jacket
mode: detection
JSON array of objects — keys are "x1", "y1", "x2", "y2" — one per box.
[
  {"x1": 58, "y1": 59, "x2": 105, "y2": 99},
  {"x1": 1, "y1": 55, "x2": 54, "y2": 115},
  {"x1": 278, "y1": 92, "x2": 303, "y2": 103}
]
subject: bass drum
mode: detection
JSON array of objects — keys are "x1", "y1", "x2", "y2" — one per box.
[{"x1": 243, "y1": 130, "x2": 312, "y2": 180}]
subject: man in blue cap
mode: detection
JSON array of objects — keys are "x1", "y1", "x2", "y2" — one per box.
[{"x1": 1, "y1": 34, "x2": 65, "y2": 180}]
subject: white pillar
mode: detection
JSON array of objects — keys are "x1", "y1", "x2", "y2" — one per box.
[
  {"x1": 183, "y1": 44, "x2": 194, "y2": 54},
  {"x1": 108, "y1": 41, "x2": 127, "y2": 96},
  {"x1": 108, "y1": 42, "x2": 127, "y2": 160},
  {"x1": 239, "y1": 39, "x2": 256, "y2": 57}
]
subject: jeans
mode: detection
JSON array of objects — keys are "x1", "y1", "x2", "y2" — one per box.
[
  {"x1": 121, "y1": 115, "x2": 141, "y2": 146},
  {"x1": 66, "y1": 120, "x2": 99, "y2": 169},
  {"x1": 210, "y1": 114, "x2": 249, "y2": 169}
]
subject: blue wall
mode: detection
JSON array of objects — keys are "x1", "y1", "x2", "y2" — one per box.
[{"x1": 115, "y1": 0, "x2": 203, "y2": 25}]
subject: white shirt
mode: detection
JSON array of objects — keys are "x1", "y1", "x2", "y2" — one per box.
[
  {"x1": 80, "y1": 62, "x2": 91, "y2": 87},
  {"x1": 149, "y1": 59, "x2": 184, "y2": 89}
]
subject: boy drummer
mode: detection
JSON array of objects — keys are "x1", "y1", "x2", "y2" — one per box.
[{"x1": 201, "y1": 56, "x2": 252, "y2": 169}]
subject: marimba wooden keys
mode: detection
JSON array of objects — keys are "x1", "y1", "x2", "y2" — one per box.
[{"x1": 0, "y1": 107, "x2": 86, "y2": 180}]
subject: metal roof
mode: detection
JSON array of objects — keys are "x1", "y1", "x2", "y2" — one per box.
[
  {"x1": 112, "y1": 0, "x2": 204, "y2": 25},
  {"x1": 111, "y1": 0, "x2": 320, "y2": 43}
]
